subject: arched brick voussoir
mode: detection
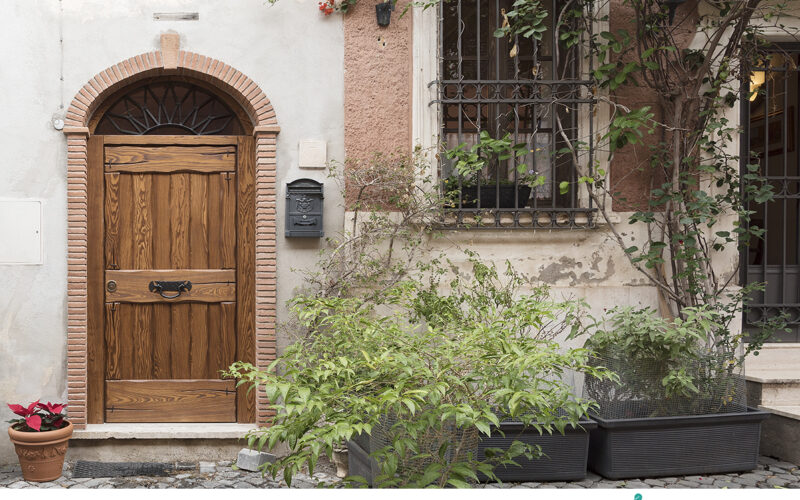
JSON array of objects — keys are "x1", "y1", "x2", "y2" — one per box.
[{"x1": 65, "y1": 50, "x2": 279, "y2": 130}]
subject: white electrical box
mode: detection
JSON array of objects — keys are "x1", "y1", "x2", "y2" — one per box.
[
  {"x1": 298, "y1": 140, "x2": 327, "y2": 169},
  {"x1": 0, "y1": 200, "x2": 42, "y2": 264}
]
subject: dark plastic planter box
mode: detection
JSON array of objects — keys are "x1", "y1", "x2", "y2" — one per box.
[
  {"x1": 347, "y1": 436, "x2": 380, "y2": 486},
  {"x1": 478, "y1": 419, "x2": 597, "y2": 482},
  {"x1": 588, "y1": 407, "x2": 770, "y2": 479}
]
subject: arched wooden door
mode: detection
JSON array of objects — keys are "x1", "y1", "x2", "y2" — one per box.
[{"x1": 86, "y1": 80, "x2": 255, "y2": 423}]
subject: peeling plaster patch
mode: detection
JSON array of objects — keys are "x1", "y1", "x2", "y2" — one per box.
[
  {"x1": 537, "y1": 257, "x2": 580, "y2": 284},
  {"x1": 578, "y1": 256, "x2": 615, "y2": 286},
  {"x1": 537, "y1": 253, "x2": 617, "y2": 286}
]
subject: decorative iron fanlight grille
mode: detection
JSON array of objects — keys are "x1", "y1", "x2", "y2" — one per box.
[{"x1": 95, "y1": 81, "x2": 243, "y2": 135}]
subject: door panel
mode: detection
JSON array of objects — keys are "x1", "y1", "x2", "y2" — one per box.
[
  {"x1": 104, "y1": 145, "x2": 237, "y2": 173},
  {"x1": 90, "y1": 137, "x2": 253, "y2": 423},
  {"x1": 105, "y1": 270, "x2": 235, "y2": 303},
  {"x1": 105, "y1": 380, "x2": 236, "y2": 423}
]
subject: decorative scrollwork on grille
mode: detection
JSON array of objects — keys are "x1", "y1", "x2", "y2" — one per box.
[{"x1": 95, "y1": 81, "x2": 243, "y2": 135}]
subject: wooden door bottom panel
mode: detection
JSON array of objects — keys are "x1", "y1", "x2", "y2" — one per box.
[{"x1": 105, "y1": 379, "x2": 236, "y2": 423}]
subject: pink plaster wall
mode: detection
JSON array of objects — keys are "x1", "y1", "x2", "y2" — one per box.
[
  {"x1": 343, "y1": 1, "x2": 413, "y2": 165},
  {"x1": 608, "y1": 0, "x2": 698, "y2": 211}
]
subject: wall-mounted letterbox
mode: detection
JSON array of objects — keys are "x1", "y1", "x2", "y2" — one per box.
[{"x1": 286, "y1": 178, "x2": 324, "y2": 238}]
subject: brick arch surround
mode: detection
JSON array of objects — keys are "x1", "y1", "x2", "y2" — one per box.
[{"x1": 62, "y1": 50, "x2": 279, "y2": 428}]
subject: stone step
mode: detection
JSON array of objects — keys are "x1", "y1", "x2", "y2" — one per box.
[
  {"x1": 746, "y1": 343, "x2": 800, "y2": 405},
  {"x1": 756, "y1": 405, "x2": 800, "y2": 465},
  {"x1": 746, "y1": 343, "x2": 800, "y2": 372},
  {"x1": 747, "y1": 377, "x2": 800, "y2": 406}
]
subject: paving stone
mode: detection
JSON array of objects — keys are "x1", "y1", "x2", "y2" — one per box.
[
  {"x1": 198, "y1": 461, "x2": 216, "y2": 474},
  {"x1": 714, "y1": 480, "x2": 742, "y2": 488},
  {"x1": 767, "y1": 477, "x2": 790, "y2": 487},
  {"x1": 732, "y1": 477, "x2": 760, "y2": 487},
  {"x1": 4, "y1": 456, "x2": 797, "y2": 489},
  {"x1": 81, "y1": 478, "x2": 110, "y2": 488},
  {"x1": 622, "y1": 481, "x2": 651, "y2": 489},
  {"x1": 759, "y1": 457, "x2": 780, "y2": 465}
]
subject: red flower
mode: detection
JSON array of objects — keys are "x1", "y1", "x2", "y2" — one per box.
[
  {"x1": 8, "y1": 400, "x2": 39, "y2": 417},
  {"x1": 25, "y1": 415, "x2": 42, "y2": 431},
  {"x1": 37, "y1": 402, "x2": 66, "y2": 414}
]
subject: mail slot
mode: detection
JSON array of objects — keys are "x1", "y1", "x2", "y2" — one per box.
[{"x1": 286, "y1": 178, "x2": 324, "y2": 238}]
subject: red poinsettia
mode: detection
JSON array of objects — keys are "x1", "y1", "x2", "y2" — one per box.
[
  {"x1": 7, "y1": 400, "x2": 68, "y2": 432},
  {"x1": 8, "y1": 400, "x2": 41, "y2": 431}
]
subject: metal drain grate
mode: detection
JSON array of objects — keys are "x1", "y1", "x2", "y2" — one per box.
[{"x1": 72, "y1": 461, "x2": 170, "y2": 478}]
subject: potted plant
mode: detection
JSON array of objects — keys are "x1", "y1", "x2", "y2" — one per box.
[
  {"x1": 477, "y1": 414, "x2": 597, "y2": 482},
  {"x1": 228, "y1": 254, "x2": 612, "y2": 487},
  {"x1": 443, "y1": 131, "x2": 542, "y2": 209},
  {"x1": 577, "y1": 307, "x2": 769, "y2": 479},
  {"x1": 7, "y1": 400, "x2": 73, "y2": 482}
]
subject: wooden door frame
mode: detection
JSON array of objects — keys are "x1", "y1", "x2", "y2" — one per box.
[
  {"x1": 63, "y1": 52, "x2": 280, "y2": 429},
  {"x1": 87, "y1": 135, "x2": 256, "y2": 423}
]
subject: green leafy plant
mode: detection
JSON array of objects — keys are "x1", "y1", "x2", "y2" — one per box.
[
  {"x1": 228, "y1": 254, "x2": 612, "y2": 487},
  {"x1": 576, "y1": 307, "x2": 761, "y2": 418},
  {"x1": 444, "y1": 131, "x2": 543, "y2": 187}
]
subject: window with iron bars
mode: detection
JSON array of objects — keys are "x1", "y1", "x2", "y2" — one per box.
[{"x1": 434, "y1": 0, "x2": 596, "y2": 229}]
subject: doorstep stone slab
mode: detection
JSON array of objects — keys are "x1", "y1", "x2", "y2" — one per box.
[{"x1": 72, "y1": 423, "x2": 258, "y2": 440}]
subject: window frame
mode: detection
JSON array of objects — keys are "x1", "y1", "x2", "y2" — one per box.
[{"x1": 418, "y1": 0, "x2": 603, "y2": 230}]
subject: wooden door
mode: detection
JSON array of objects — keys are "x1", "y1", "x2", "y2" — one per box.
[{"x1": 87, "y1": 136, "x2": 255, "y2": 423}]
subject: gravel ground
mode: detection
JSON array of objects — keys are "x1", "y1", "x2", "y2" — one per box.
[{"x1": 1, "y1": 455, "x2": 798, "y2": 489}]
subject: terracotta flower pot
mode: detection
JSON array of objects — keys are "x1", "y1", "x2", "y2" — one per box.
[{"x1": 8, "y1": 421, "x2": 73, "y2": 482}]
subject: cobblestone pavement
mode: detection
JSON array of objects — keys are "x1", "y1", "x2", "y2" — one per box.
[{"x1": 1, "y1": 456, "x2": 799, "y2": 488}]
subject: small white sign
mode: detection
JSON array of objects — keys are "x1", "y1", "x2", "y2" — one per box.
[
  {"x1": 298, "y1": 140, "x2": 327, "y2": 169},
  {"x1": 0, "y1": 200, "x2": 43, "y2": 265}
]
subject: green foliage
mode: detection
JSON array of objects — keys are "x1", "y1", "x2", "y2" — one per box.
[
  {"x1": 228, "y1": 255, "x2": 613, "y2": 487},
  {"x1": 579, "y1": 307, "x2": 746, "y2": 417},
  {"x1": 494, "y1": 0, "x2": 549, "y2": 42},
  {"x1": 444, "y1": 131, "x2": 541, "y2": 185}
]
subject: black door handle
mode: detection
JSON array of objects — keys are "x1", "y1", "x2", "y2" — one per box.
[{"x1": 148, "y1": 280, "x2": 192, "y2": 299}]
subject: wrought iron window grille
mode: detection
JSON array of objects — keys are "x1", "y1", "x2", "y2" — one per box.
[
  {"x1": 431, "y1": 0, "x2": 597, "y2": 230},
  {"x1": 741, "y1": 44, "x2": 800, "y2": 341}
]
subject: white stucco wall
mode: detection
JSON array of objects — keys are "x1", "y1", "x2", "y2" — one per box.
[{"x1": 0, "y1": 0, "x2": 345, "y2": 464}]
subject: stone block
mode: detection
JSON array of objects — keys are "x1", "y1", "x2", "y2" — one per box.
[{"x1": 236, "y1": 448, "x2": 277, "y2": 472}]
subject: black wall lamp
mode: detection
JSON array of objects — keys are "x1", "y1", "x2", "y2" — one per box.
[
  {"x1": 376, "y1": 1, "x2": 394, "y2": 27},
  {"x1": 661, "y1": 0, "x2": 686, "y2": 25}
]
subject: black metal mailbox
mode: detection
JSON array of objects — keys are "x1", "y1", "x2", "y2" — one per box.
[{"x1": 286, "y1": 178, "x2": 324, "y2": 238}]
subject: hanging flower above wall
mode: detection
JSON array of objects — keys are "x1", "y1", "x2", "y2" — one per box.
[{"x1": 317, "y1": 0, "x2": 359, "y2": 15}]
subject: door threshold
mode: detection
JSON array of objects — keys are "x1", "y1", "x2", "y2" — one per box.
[{"x1": 72, "y1": 423, "x2": 258, "y2": 440}]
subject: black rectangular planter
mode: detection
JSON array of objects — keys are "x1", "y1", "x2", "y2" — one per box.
[
  {"x1": 347, "y1": 436, "x2": 380, "y2": 486},
  {"x1": 478, "y1": 419, "x2": 597, "y2": 482},
  {"x1": 588, "y1": 407, "x2": 770, "y2": 479}
]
